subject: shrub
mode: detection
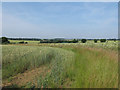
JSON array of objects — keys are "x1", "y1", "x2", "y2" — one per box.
[
  {"x1": 40, "y1": 39, "x2": 79, "y2": 43},
  {"x1": 100, "y1": 39, "x2": 106, "y2": 43},
  {"x1": 94, "y1": 39, "x2": 97, "y2": 43},
  {"x1": 0, "y1": 37, "x2": 10, "y2": 44},
  {"x1": 19, "y1": 41, "x2": 24, "y2": 44},
  {"x1": 72, "y1": 39, "x2": 78, "y2": 43},
  {"x1": 81, "y1": 39, "x2": 87, "y2": 43},
  {"x1": 114, "y1": 39, "x2": 116, "y2": 42},
  {"x1": 25, "y1": 42, "x2": 28, "y2": 44}
]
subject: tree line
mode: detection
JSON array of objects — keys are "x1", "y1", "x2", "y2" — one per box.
[{"x1": 0, "y1": 37, "x2": 118, "y2": 44}]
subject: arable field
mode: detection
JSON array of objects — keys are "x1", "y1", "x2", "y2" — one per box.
[{"x1": 2, "y1": 40, "x2": 118, "y2": 88}]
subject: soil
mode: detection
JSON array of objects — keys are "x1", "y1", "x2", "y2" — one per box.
[{"x1": 2, "y1": 65, "x2": 49, "y2": 88}]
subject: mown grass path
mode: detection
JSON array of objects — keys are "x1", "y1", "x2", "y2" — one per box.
[{"x1": 62, "y1": 46, "x2": 118, "y2": 88}]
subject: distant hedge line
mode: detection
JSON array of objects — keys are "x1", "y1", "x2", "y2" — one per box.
[
  {"x1": 0, "y1": 37, "x2": 118, "y2": 44},
  {"x1": 40, "y1": 39, "x2": 78, "y2": 43}
]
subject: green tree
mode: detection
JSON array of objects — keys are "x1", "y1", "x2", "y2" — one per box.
[
  {"x1": 72, "y1": 39, "x2": 78, "y2": 43},
  {"x1": 94, "y1": 39, "x2": 97, "y2": 43},
  {"x1": 81, "y1": 39, "x2": 87, "y2": 43},
  {"x1": 100, "y1": 39, "x2": 106, "y2": 43},
  {"x1": 0, "y1": 37, "x2": 10, "y2": 44}
]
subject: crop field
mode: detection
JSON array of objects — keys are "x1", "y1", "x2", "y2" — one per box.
[{"x1": 2, "y1": 40, "x2": 118, "y2": 88}]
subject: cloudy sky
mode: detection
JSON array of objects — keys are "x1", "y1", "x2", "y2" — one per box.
[{"x1": 2, "y1": 2, "x2": 118, "y2": 39}]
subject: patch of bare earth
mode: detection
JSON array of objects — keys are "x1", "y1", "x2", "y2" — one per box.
[{"x1": 2, "y1": 65, "x2": 49, "y2": 87}]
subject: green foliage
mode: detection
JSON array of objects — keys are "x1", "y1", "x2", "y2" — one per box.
[
  {"x1": 40, "y1": 39, "x2": 78, "y2": 43},
  {"x1": 0, "y1": 37, "x2": 10, "y2": 44},
  {"x1": 72, "y1": 39, "x2": 78, "y2": 43},
  {"x1": 100, "y1": 39, "x2": 106, "y2": 43},
  {"x1": 94, "y1": 39, "x2": 97, "y2": 43},
  {"x1": 18, "y1": 41, "x2": 28, "y2": 44},
  {"x1": 81, "y1": 39, "x2": 87, "y2": 43},
  {"x1": 18, "y1": 41, "x2": 24, "y2": 44},
  {"x1": 114, "y1": 39, "x2": 116, "y2": 42},
  {"x1": 25, "y1": 42, "x2": 28, "y2": 44}
]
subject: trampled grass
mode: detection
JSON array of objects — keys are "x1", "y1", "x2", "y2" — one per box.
[{"x1": 2, "y1": 42, "x2": 118, "y2": 88}]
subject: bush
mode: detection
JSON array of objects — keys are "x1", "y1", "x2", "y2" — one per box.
[
  {"x1": 0, "y1": 37, "x2": 10, "y2": 44},
  {"x1": 25, "y1": 42, "x2": 28, "y2": 44},
  {"x1": 114, "y1": 39, "x2": 116, "y2": 42},
  {"x1": 19, "y1": 41, "x2": 24, "y2": 44},
  {"x1": 40, "y1": 39, "x2": 79, "y2": 43},
  {"x1": 72, "y1": 39, "x2": 78, "y2": 43},
  {"x1": 100, "y1": 39, "x2": 106, "y2": 43},
  {"x1": 81, "y1": 39, "x2": 87, "y2": 43},
  {"x1": 94, "y1": 39, "x2": 97, "y2": 43}
]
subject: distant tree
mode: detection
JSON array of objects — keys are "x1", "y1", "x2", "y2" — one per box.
[
  {"x1": 100, "y1": 39, "x2": 106, "y2": 43},
  {"x1": 72, "y1": 39, "x2": 78, "y2": 43},
  {"x1": 40, "y1": 39, "x2": 78, "y2": 43},
  {"x1": 94, "y1": 39, "x2": 97, "y2": 43},
  {"x1": 19, "y1": 41, "x2": 24, "y2": 44},
  {"x1": 0, "y1": 37, "x2": 10, "y2": 44},
  {"x1": 25, "y1": 42, "x2": 28, "y2": 44},
  {"x1": 67, "y1": 41, "x2": 72, "y2": 43},
  {"x1": 81, "y1": 39, "x2": 87, "y2": 43},
  {"x1": 114, "y1": 39, "x2": 117, "y2": 42}
]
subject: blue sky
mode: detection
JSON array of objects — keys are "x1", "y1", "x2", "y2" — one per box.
[{"x1": 2, "y1": 2, "x2": 118, "y2": 39}]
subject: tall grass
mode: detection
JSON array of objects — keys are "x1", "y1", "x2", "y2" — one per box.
[
  {"x1": 64, "y1": 46, "x2": 118, "y2": 88},
  {"x1": 2, "y1": 44, "x2": 118, "y2": 88},
  {"x1": 2, "y1": 45, "x2": 74, "y2": 80},
  {"x1": 34, "y1": 47, "x2": 74, "y2": 88},
  {"x1": 33, "y1": 45, "x2": 118, "y2": 88}
]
